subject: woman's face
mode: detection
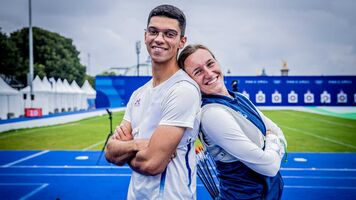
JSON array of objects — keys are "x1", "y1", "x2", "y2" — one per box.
[{"x1": 183, "y1": 49, "x2": 227, "y2": 95}]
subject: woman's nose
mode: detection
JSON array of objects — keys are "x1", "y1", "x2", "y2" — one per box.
[{"x1": 204, "y1": 68, "x2": 214, "y2": 78}]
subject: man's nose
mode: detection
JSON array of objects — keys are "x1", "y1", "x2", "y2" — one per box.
[{"x1": 154, "y1": 32, "x2": 165, "y2": 42}]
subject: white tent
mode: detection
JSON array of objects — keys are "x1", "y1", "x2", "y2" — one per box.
[
  {"x1": 55, "y1": 79, "x2": 68, "y2": 112},
  {"x1": 49, "y1": 77, "x2": 61, "y2": 113},
  {"x1": 20, "y1": 75, "x2": 52, "y2": 115},
  {"x1": 81, "y1": 80, "x2": 96, "y2": 110},
  {"x1": 63, "y1": 79, "x2": 76, "y2": 112},
  {"x1": 0, "y1": 77, "x2": 23, "y2": 119},
  {"x1": 42, "y1": 76, "x2": 55, "y2": 114},
  {"x1": 71, "y1": 80, "x2": 85, "y2": 111}
]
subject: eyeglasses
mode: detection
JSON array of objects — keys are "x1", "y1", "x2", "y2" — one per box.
[{"x1": 145, "y1": 27, "x2": 180, "y2": 39}]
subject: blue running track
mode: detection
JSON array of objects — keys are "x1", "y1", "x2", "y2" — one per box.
[{"x1": 0, "y1": 151, "x2": 355, "y2": 200}]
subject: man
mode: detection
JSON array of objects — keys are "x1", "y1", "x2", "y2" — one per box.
[{"x1": 105, "y1": 5, "x2": 201, "y2": 200}]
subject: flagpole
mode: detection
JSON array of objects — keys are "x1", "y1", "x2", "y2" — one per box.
[{"x1": 28, "y1": 0, "x2": 34, "y2": 105}]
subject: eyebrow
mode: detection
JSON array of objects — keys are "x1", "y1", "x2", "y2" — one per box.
[
  {"x1": 190, "y1": 58, "x2": 214, "y2": 73},
  {"x1": 192, "y1": 67, "x2": 201, "y2": 75},
  {"x1": 147, "y1": 26, "x2": 178, "y2": 32},
  {"x1": 206, "y1": 58, "x2": 214, "y2": 64}
]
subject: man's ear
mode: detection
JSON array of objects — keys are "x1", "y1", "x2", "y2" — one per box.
[
  {"x1": 144, "y1": 32, "x2": 148, "y2": 44},
  {"x1": 178, "y1": 36, "x2": 187, "y2": 49}
]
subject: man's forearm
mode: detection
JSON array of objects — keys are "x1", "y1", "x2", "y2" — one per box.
[
  {"x1": 105, "y1": 138, "x2": 138, "y2": 166},
  {"x1": 129, "y1": 148, "x2": 169, "y2": 176}
]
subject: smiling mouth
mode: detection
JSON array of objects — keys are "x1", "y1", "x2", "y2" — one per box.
[
  {"x1": 152, "y1": 46, "x2": 168, "y2": 52},
  {"x1": 205, "y1": 76, "x2": 218, "y2": 85}
]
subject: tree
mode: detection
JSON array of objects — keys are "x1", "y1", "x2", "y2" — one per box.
[
  {"x1": 100, "y1": 71, "x2": 117, "y2": 76},
  {"x1": 0, "y1": 28, "x2": 22, "y2": 86},
  {"x1": 6, "y1": 27, "x2": 86, "y2": 86},
  {"x1": 84, "y1": 74, "x2": 95, "y2": 89}
]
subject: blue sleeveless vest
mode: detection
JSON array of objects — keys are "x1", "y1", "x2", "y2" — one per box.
[{"x1": 202, "y1": 91, "x2": 284, "y2": 200}]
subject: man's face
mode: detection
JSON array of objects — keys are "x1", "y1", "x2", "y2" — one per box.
[
  {"x1": 145, "y1": 16, "x2": 186, "y2": 64},
  {"x1": 184, "y1": 49, "x2": 226, "y2": 95}
]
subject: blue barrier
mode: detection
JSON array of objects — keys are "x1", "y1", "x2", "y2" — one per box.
[{"x1": 95, "y1": 75, "x2": 356, "y2": 107}]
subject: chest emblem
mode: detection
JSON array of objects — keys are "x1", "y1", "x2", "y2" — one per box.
[{"x1": 134, "y1": 98, "x2": 141, "y2": 107}]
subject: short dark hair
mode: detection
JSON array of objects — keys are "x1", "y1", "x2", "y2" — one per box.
[
  {"x1": 178, "y1": 44, "x2": 216, "y2": 70},
  {"x1": 147, "y1": 4, "x2": 186, "y2": 36}
]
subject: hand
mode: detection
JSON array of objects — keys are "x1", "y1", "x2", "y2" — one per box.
[
  {"x1": 134, "y1": 139, "x2": 149, "y2": 151},
  {"x1": 265, "y1": 129, "x2": 272, "y2": 136},
  {"x1": 113, "y1": 124, "x2": 133, "y2": 141}
]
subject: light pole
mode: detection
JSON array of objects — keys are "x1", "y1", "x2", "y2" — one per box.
[
  {"x1": 28, "y1": 0, "x2": 34, "y2": 104},
  {"x1": 135, "y1": 41, "x2": 141, "y2": 76},
  {"x1": 87, "y1": 53, "x2": 91, "y2": 75}
]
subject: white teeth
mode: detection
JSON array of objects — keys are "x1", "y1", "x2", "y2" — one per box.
[
  {"x1": 153, "y1": 46, "x2": 165, "y2": 50},
  {"x1": 152, "y1": 46, "x2": 166, "y2": 53},
  {"x1": 206, "y1": 77, "x2": 218, "y2": 85}
]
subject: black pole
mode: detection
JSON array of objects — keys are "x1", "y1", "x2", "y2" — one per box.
[{"x1": 96, "y1": 109, "x2": 113, "y2": 165}]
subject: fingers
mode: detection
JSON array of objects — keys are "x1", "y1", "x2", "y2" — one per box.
[
  {"x1": 119, "y1": 124, "x2": 129, "y2": 137},
  {"x1": 266, "y1": 129, "x2": 272, "y2": 135},
  {"x1": 112, "y1": 126, "x2": 121, "y2": 140},
  {"x1": 112, "y1": 124, "x2": 133, "y2": 141}
]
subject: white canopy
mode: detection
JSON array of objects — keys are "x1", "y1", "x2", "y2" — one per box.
[
  {"x1": 0, "y1": 76, "x2": 97, "y2": 120},
  {"x1": 81, "y1": 80, "x2": 96, "y2": 96},
  {"x1": 42, "y1": 76, "x2": 55, "y2": 114},
  {"x1": 81, "y1": 80, "x2": 96, "y2": 109},
  {"x1": 0, "y1": 77, "x2": 23, "y2": 119},
  {"x1": 56, "y1": 79, "x2": 69, "y2": 112},
  {"x1": 21, "y1": 75, "x2": 50, "y2": 93},
  {"x1": 0, "y1": 77, "x2": 19, "y2": 95},
  {"x1": 63, "y1": 79, "x2": 76, "y2": 111},
  {"x1": 70, "y1": 80, "x2": 84, "y2": 111},
  {"x1": 20, "y1": 75, "x2": 52, "y2": 115}
]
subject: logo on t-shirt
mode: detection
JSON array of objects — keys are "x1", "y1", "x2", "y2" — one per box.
[{"x1": 134, "y1": 98, "x2": 141, "y2": 106}]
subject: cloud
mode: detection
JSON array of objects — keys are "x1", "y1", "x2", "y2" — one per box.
[{"x1": 1, "y1": 0, "x2": 355, "y2": 76}]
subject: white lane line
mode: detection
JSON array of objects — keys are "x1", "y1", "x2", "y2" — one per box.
[
  {"x1": 0, "y1": 173, "x2": 132, "y2": 177},
  {"x1": 2, "y1": 150, "x2": 50, "y2": 168},
  {"x1": 198, "y1": 184, "x2": 356, "y2": 190},
  {"x1": 1, "y1": 165, "x2": 355, "y2": 171},
  {"x1": 2, "y1": 174, "x2": 355, "y2": 180},
  {"x1": 19, "y1": 183, "x2": 49, "y2": 200},
  {"x1": 284, "y1": 185, "x2": 356, "y2": 190},
  {"x1": 283, "y1": 176, "x2": 356, "y2": 179},
  {"x1": 82, "y1": 140, "x2": 105, "y2": 151},
  {"x1": 0, "y1": 183, "x2": 47, "y2": 186},
  {"x1": 281, "y1": 167, "x2": 356, "y2": 171},
  {"x1": 281, "y1": 125, "x2": 356, "y2": 149}
]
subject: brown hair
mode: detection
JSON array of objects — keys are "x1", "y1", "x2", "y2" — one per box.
[
  {"x1": 178, "y1": 44, "x2": 216, "y2": 70},
  {"x1": 148, "y1": 5, "x2": 186, "y2": 36}
]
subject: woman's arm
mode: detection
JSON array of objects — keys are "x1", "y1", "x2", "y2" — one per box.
[{"x1": 201, "y1": 106, "x2": 284, "y2": 177}]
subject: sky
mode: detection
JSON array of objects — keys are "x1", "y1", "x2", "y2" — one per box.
[{"x1": 1, "y1": 0, "x2": 356, "y2": 76}]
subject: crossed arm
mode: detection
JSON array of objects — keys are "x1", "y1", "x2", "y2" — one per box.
[
  {"x1": 105, "y1": 120, "x2": 185, "y2": 176},
  {"x1": 201, "y1": 106, "x2": 287, "y2": 177}
]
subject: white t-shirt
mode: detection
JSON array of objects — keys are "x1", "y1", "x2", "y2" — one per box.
[
  {"x1": 201, "y1": 102, "x2": 287, "y2": 177},
  {"x1": 124, "y1": 69, "x2": 201, "y2": 200}
]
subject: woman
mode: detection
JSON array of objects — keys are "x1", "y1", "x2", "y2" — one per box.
[{"x1": 178, "y1": 44, "x2": 287, "y2": 200}]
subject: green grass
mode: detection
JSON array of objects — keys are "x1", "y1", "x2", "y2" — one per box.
[
  {"x1": 0, "y1": 110, "x2": 355, "y2": 152},
  {"x1": 0, "y1": 112, "x2": 123, "y2": 150},
  {"x1": 263, "y1": 110, "x2": 356, "y2": 152}
]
